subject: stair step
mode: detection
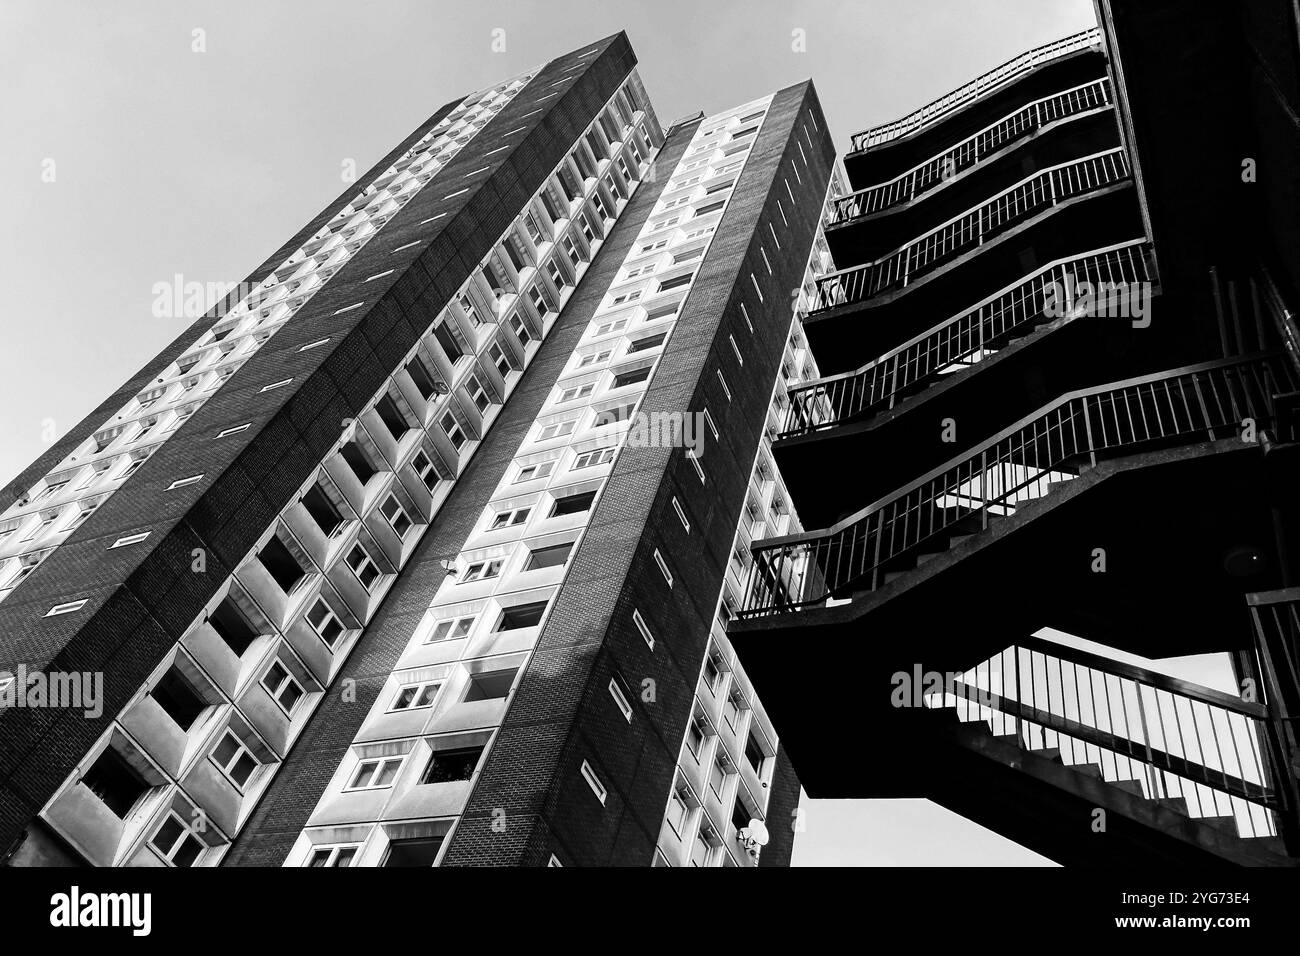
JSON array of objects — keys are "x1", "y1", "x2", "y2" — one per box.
[
  {"x1": 883, "y1": 571, "x2": 909, "y2": 584},
  {"x1": 1071, "y1": 762, "x2": 1104, "y2": 779},
  {"x1": 1110, "y1": 778, "x2": 1147, "y2": 797},
  {"x1": 1045, "y1": 480, "x2": 1074, "y2": 494},
  {"x1": 1201, "y1": 814, "x2": 1241, "y2": 837},
  {"x1": 1029, "y1": 747, "x2": 1063, "y2": 764},
  {"x1": 1153, "y1": 796, "x2": 1189, "y2": 816}
]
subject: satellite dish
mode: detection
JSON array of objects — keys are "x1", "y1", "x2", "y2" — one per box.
[{"x1": 746, "y1": 819, "x2": 770, "y2": 846}]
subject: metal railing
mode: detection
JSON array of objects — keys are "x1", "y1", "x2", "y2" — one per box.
[
  {"x1": 811, "y1": 149, "x2": 1131, "y2": 313},
  {"x1": 783, "y1": 240, "x2": 1154, "y2": 438},
  {"x1": 927, "y1": 636, "x2": 1281, "y2": 840},
  {"x1": 1248, "y1": 588, "x2": 1300, "y2": 851},
  {"x1": 743, "y1": 353, "x2": 1296, "y2": 616},
  {"x1": 1260, "y1": 268, "x2": 1300, "y2": 379},
  {"x1": 830, "y1": 78, "x2": 1112, "y2": 225},
  {"x1": 850, "y1": 28, "x2": 1103, "y2": 151}
]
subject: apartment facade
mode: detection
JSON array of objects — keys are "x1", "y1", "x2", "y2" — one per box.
[
  {"x1": 731, "y1": 7, "x2": 1300, "y2": 867},
  {"x1": 0, "y1": 33, "x2": 833, "y2": 868}
]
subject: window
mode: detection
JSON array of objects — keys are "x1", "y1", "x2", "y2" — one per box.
[
  {"x1": 577, "y1": 349, "x2": 611, "y2": 368},
  {"x1": 550, "y1": 490, "x2": 596, "y2": 517},
  {"x1": 558, "y1": 383, "x2": 594, "y2": 403},
  {"x1": 391, "y1": 681, "x2": 441, "y2": 711},
  {"x1": 488, "y1": 342, "x2": 512, "y2": 378},
  {"x1": 572, "y1": 447, "x2": 615, "y2": 470},
  {"x1": 211, "y1": 730, "x2": 260, "y2": 789},
  {"x1": 526, "y1": 287, "x2": 549, "y2": 321},
  {"x1": 464, "y1": 668, "x2": 516, "y2": 701},
  {"x1": 458, "y1": 293, "x2": 481, "y2": 326},
  {"x1": 729, "y1": 334, "x2": 744, "y2": 365},
  {"x1": 608, "y1": 677, "x2": 633, "y2": 722},
  {"x1": 691, "y1": 827, "x2": 716, "y2": 867},
  {"x1": 383, "y1": 837, "x2": 444, "y2": 867},
  {"x1": 347, "y1": 544, "x2": 382, "y2": 591},
  {"x1": 421, "y1": 746, "x2": 484, "y2": 784},
  {"x1": 703, "y1": 655, "x2": 723, "y2": 693},
  {"x1": 375, "y1": 395, "x2": 411, "y2": 442},
  {"x1": 672, "y1": 497, "x2": 690, "y2": 532},
  {"x1": 67, "y1": 502, "x2": 96, "y2": 530},
  {"x1": 81, "y1": 748, "x2": 149, "y2": 818},
  {"x1": 411, "y1": 450, "x2": 441, "y2": 493},
  {"x1": 302, "y1": 484, "x2": 344, "y2": 537},
  {"x1": 724, "y1": 692, "x2": 744, "y2": 729},
  {"x1": 440, "y1": 412, "x2": 466, "y2": 450},
  {"x1": 341, "y1": 442, "x2": 377, "y2": 485},
  {"x1": 45, "y1": 599, "x2": 87, "y2": 617},
  {"x1": 466, "y1": 374, "x2": 491, "y2": 413},
  {"x1": 593, "y1": 403, "x2": 636, "y2": 426},
  {"x1": 209, "y1": 598, "x2": 259, "y2": 656},
  {"x1": 80, "y1": 459, "x2": 115, "y2": 489},
  {"x1": 216, "y1": 423, "x2": 250, "y2": 439},
  {"x1": 380, "y1": 495, "x2": 413, "y2": 539},
  {"x1": 406, "y1": 355, "x2": 443, "y2": 401},
  {"x1": 709, "y1": 758, "x2": 731, "y2": 800},
  {"x1": 594, "y1": 318, "x2": 629, "y2": 336},
  {"x1": 490, "y1": 506, "x2": 530, "y2": 530},
  {"x1": 686, "y1": 718, "x2": 705, "y2": 758},
  {"x1": 167, "y1": 473, "x2": 204, "y2": 491},
  {"x1": 150, "y1": 811, "x2": 206, "y2": 867},
  {"x1": 524, "y1": 542, "x2": 573, "y2": 571},
  {"x1": 645, "y1": 301, "x2": 680, "y2": 322},
  {"x1": 308, "y1": 845, "x2": 359, "y2": 868},
  {"x1": 35, "y1": 479, "x2": 68, "y2": 502},
  {"x1": 580, "y1": 760, "x2": 607, "y2": 805},
  {"x1": 657, "y1": 273, "x2": 693, "y2": 293},
  {"x1": 347, "y1": 756, "x2": 403, "y2": 790},
  {"x1": 694, "y1": 200, "x2": 725, "y2": 217},
  {"x1": 654, "y1": 549, "x2": 673, "y2": 587},
  {"x1": 261, "y1": 660, "x2": 305, "y2": 714},
  {"x1": 627, "y1": 332, "x2": 666, "y2": 354},
  {"x1": 434, "y1": 322, "x2": 463, "y2": 362},
  {"x1": 731, "y1": 797, "x2": 753, "y2": 834},
  {"x1": 259, "y1": 536, "x2": 308, "y2": 594},
  {"x1": 538, "y1": 419, "x2": 576, "y2": 441},
  {"x1": 306, "y1": 597, "x2": 346, "y2": 648},
  {"x1": 745, "y1": 733, "x2": 768, "y2": 775},
  {"x1": 632, "y1": 609, "x2": 655, "y2": 650},
  {"x1": 462, "y1": 559, "x2": 503, "y2": 582},
  {"x1": 496, "y1": 601, "x2": 547, "y2": 631},
  {"x1": 428, "y1": 616, "x2": 475, "y2": 643},
  {"x1": 150, "y1": 667, "x2": 207, "y2": 731},
  {"x1": 515, "y1": 460, "x2": 555, "y2": 483},
  {"x1": 120, "y1": 453, "x2": 151, "y2": 480},
  {"x1": 22, "y1": 513, "x2": 57, "y2": 543},
  {"x1": 667, "y1": 789, "x2": 689, "y2": 833}
]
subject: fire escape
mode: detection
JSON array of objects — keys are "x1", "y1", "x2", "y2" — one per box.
[{"x1": 728, "y1": 26, "x2": 1300, "y2": 866}]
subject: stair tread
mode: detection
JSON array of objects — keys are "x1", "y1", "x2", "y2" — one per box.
[{"x1": 1110, "y1": 778, "x2": 1147, "y2": 797}]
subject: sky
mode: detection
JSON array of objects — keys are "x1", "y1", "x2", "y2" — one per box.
[{"x1": 1, "y1": 0, "x2": 1111, "y2": 865}]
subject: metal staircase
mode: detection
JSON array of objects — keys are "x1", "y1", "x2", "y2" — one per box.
[
  {"x1": 919, "y1": 635, "x2": 1295, "y2": 864},
  {"x1": 744, "y1": 352, "x2": 1297, "y2": 616},
  {"x1": 783, "y1": 240, "x2": 1155, "y2": 438},
  {"x1": 811, "y1": 149, "x2": 1131, "y2": 310}
]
